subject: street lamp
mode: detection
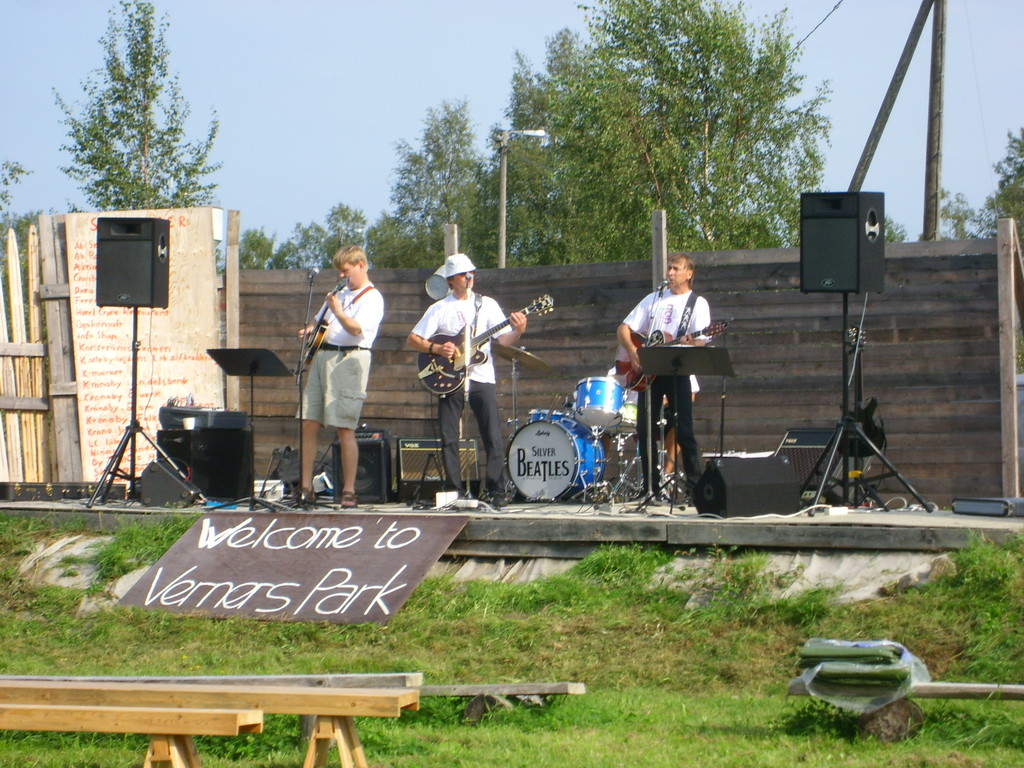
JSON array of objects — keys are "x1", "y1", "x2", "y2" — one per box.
[{"x1": 497, "y1": 128, "x2": 547, "y2": 269}]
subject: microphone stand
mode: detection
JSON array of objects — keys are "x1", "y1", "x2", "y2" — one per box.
[{"x1": 294, "y1": 267, "x2": 320, "y2": 503}]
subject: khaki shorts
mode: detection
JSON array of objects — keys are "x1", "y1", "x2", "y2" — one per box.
[{"x1": 300, "y1": 348, "x2": 370, "y2": 429}]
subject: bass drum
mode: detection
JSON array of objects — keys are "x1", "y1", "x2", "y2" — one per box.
[{"x1": 508, "y1": 418, "x2": 604, "y2": 500}]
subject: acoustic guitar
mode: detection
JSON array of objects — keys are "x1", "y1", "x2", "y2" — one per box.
[{"x1": 614, "y1": 321, "x2": 729, "y2": 392}]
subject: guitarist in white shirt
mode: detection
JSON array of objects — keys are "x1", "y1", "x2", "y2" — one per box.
[
  {"x1": 298, "y1": 245, "x2": 384, "y2": 508},
  {"x1": 407, "y1": 253, "x2": 527, "y2": 509},
  {"x1": 616, "y1": 253, "x2": 710, "y2": 503}
]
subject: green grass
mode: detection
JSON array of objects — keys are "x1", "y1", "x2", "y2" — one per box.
[{"x1": 2, "y1": 515, "x2": 1024, "y2": 766}]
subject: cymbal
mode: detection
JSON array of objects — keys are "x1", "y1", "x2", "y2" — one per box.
[{"x1": 493, "y1": 344, "x2": 550, "y2": 372}]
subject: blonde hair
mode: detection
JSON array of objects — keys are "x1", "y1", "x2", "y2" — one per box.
[{"x1": 332, "y1": 245, "x2": 367, "y2": 269}]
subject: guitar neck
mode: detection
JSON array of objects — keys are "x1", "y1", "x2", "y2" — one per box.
[{"x1": 471, "y1": 317, "x2": 513, "y2": 348}]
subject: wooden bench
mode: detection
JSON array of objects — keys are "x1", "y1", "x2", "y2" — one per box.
[
  {"x1": 788, "y1": 678, "x2": 1024, "y2": 741},
  {"x1": 0, "y1": 703, "x2": 262, "y2": 768},
  {"x1": 0, "y1": 679, "x2": 419, "y2": 768}
]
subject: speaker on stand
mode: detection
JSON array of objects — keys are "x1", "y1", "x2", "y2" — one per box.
[
  {"x1": 800, "y1": 192, "x2": 884, "y2": 294},
  {"x1": 96, "y1": 217, "x2": 170, "y2": 308}
]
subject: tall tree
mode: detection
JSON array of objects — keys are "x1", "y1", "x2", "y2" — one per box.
[
  {"x1": 367, "y1": 100, "x2": 484, "y2": 268},
  {"x1": 512, "y1": 0, "x2": 829, "y2": 260},
  {"x1": 55, "y1": 0, "x2": 220, "y2": 210},
  {"x1": 977, "y1": 128, "x2": 1024, "y2": 237},
  {"x1": 240, "y1": 203, "x2": 368, "y2": 270}
]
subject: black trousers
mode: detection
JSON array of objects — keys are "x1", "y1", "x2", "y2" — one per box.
[
  {"x1": 636, "y1": 373, "x2": 701, "y2": 493},
  {"x1": 438, "y1": 383, "x2": 507, "y2": 496}
]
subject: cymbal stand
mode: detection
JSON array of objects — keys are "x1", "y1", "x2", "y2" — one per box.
[
  {"x1": 506, "y1": 356, "x2": 522, "y2": 435},
  {"x1": 609, "y1": 432, "x2": 643, "y2": 502}
]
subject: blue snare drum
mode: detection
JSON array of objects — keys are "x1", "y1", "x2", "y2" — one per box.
[
  {"x1": 573, "y1": 377, "x2": 624, "y2": 429},
  {"x1": 508, "y1": 417, "x2": 605, "y2": 500}
]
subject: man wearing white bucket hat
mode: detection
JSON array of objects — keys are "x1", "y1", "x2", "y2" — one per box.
[{"x1": 408, "y1": 253, "x2": 528, "y2": 509}]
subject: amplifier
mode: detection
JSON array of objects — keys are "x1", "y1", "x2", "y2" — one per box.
[
  {"x1": 775, "y1": 428, "x2": 834, "y2": 486},
  {"x1": 694, "y1": 455, "x2": 800, "y2": 517},
  {"x1": 332, "y1": 430, "x2": 392, "y2": 504},
  {"x1": 396, "y1": 438, "x2": 478, "y2": 502}
]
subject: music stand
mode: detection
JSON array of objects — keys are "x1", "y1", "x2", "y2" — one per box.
[
  {"x1": 634, "y1": 347, "x2": 736, "y2": 512},
  {"x1": 207, "y1": 348, "x2": 293, "y2": 512}
]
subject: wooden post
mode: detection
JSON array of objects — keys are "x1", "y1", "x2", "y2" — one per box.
[
  {"x1": 998, "y1": 217, "x2": 1021, "y2": 497},
  {"x1": 651, "y1": 210, "x2": 668, "y2": 289},
  {"x1": 225, "y1": 211, "x2": 241, "y2": 412}
]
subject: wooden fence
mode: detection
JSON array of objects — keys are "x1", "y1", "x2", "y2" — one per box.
[
  {"x1": 2, "y1": 216, "x2": 1020, "y2": 508},
  {"x1": 234, "y1": 226, "x2": 1020, "y2": 508}
]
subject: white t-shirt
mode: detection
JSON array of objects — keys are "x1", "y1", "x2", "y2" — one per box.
[
  {"x1": 618, "y1": 289, "x2": 710, "y2": 390},
  {"x1": 412, "y1": 292, "x2": 508, "y2": 386},
  {"x1": 319, "y1": 283, "x2": 385, "y2": 349}
]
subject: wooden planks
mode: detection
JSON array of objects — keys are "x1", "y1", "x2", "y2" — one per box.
[{"x1": 0, "y1": 703, "x2": 263, "y2": 735}]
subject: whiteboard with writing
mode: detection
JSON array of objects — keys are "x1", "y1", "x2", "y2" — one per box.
[{"x1": 119, "y1": 513, "x2": 469, "y2": 624}]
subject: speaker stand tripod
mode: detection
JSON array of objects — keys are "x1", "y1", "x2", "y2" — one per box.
[
  {"x1": 206, "y1": 348, "x2": 294, "y2": 512},
  {"x1": 803, "y1": 293, "x2": 931, "y2": 512},
  {"x1": 88, "y1": 308, "x2": 188, "y2": 507}
]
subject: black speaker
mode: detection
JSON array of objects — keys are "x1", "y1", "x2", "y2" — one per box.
[
  {"x1": 96, "y1": 217, "x2": 170, "y2": 308},
  {"x1": 139, "y1": 460, "x2": 200, "y2": 507},
  {"x1": 332, "y1": 431, "x2": 392, "y2": 503},
  {"x1": 800, "y1": 192, "x2": 884, "y2": 294},
  {"x1": 693, "y1": 455, "x2": 800, "y2": 517},
  {"x1": 395, "y1": 438, "x2": 478, "y2": 502},
  {"x1": 157, "y1": 428, "x2": 253, "y2": 500}
]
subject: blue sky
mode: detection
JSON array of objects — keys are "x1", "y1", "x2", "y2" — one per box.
[{"x1": 2, "y1": 0, "x2": 1022, "y2": 245}]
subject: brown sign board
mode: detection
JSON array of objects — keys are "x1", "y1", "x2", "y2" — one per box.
[{"x1": 119, "y1": 513, "x2": 468, "y2": 624}]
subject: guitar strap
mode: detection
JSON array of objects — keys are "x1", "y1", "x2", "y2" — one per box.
[{"x1": 675, "y1": 292, "x2": 699, "y2": 339}]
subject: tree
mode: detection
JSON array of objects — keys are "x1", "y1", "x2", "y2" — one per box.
[
  {"x1": 367, "y1": 100, "x2": 485, "y2": 268},
  {"x1": 55, "y1": 0, "x2": 220, "y2": 210},
  {"x1": 976, "y1": 128, "x2": 1024, "y2": 237},
  {"x1": 240, "y1": 203, "x2": 368, "y2": 270},
  {"x1": 0, "y1": 160, "x2": 29, "y2": 212},
  {"x1": 510, "y1": 0, "x2": 829, "y2": 260}
]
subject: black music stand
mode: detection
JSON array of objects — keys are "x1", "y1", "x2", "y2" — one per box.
[
  {"x1": 634, "y1": 346, "x2": 736, "y2": 512},
  {"x1": 207, "y1": 348, "x2": 293, "y2": 512}
]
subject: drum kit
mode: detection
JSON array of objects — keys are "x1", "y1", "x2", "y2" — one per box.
[{"x1": 497, "y1": 343, "x2": 643, "y2": 503}]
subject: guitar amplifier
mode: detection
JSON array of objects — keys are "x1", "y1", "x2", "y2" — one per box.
[
  {"x1": 332, "y1": 429, "x2": 392, "y2": 503},
  {"x1": 396, "y1": 438, "x2": 478, "y2": 502}
]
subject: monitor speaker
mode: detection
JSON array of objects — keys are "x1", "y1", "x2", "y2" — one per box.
[
  {"x1": 139, "y1": 460, "x2": 200, "y2": 507},
  {"x1": 800, "y1": 192, "x2": 884, "y2": 294},
  {"x1": 96, "y1": 217, "x2": 170, "y2": 308},
  {"x1": 693, "y1": 455, "x2": 800, "y2": 517},
  {"x1": 157, "y1": 428, "x2": 252, "y2": 500},
  {"x1": 333, "y1": 431, "x2": 392, "y2": 503},
  {"x1": 396, "y1": 438, "x2": 478, "y2": 502}
]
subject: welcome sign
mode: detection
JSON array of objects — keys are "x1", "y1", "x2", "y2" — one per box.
[{"x1": 120, "y1": 513, "x2": 468, "y2": 624}]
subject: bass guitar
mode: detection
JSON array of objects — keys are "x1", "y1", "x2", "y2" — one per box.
[
  {"x1": 299, "y1": 280, "x2": 347, "y2": 371},
  {"x1": 614, "y1": 321, "x2": 729, "y2": 392},
  {"x1": 417, "y1": 294, "x2": 554, "y2": 394}
]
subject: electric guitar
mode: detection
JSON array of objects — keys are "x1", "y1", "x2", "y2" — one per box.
[
  {"x1": 299, "y1": 280, "x2": 347, "y2": 370},
  {"x1": 615, "y1": 321, "x2": 729, "y2": 392},
  {"x1": 417, "y1": 294, "x2": 554, "y2": 394},
  {"x1": 847, "y1": 326, "x2": 887, "y2": 453}
]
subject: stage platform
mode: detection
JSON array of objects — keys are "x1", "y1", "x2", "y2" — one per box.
[{"x1": 3, "y1": 494, "x2": 1023, "y2": 561}]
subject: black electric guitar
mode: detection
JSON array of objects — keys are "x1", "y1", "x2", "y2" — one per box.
[
  {"x1": 417, "y1": 294, "x2": 554, "y2": 394},
  {"x1": 615, "y1": 321, "x2": 729, "y2": 392},
  {"x1": 847, "y1": 326, "x2": 886, "y2": 452},
  {"x1": 299, "y1": 280, "x2": 347, "y2": 370}
]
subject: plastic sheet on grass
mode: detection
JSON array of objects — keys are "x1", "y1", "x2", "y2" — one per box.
[{"x1": 797, "y1": 637, "x2": 931, "y2": 714}]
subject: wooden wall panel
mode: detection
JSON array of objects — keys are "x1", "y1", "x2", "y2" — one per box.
[{"x1": 238, "y1": 242, "x2": 1004, "y2": 507}]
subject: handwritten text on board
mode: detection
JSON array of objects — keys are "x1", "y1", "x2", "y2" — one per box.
[{"x1": 119, "y1": 513, "x2": 468, "y2": 624}]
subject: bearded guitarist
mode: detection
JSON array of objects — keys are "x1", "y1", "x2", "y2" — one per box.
[
  {"x1": 615, "y1": 252, "x2": 712, "y2": 504},
  {"x1": 407, "y1": 253, "x2": 527, "y2": 510}
]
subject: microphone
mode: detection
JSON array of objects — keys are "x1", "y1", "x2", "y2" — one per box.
[
  {"x1": 307, "y1": 267, "x2": 320, "y2": 280},
  {"x1": 658, "y1": 280, "x2": 668, "y2": 290}
]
